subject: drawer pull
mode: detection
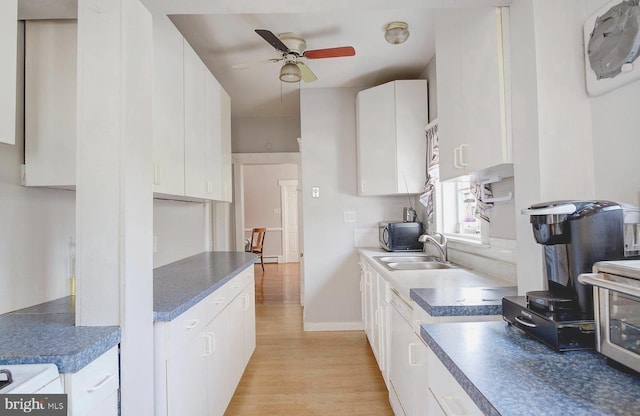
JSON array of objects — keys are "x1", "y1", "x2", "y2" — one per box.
[
  {"x1": 185, "y1": 319, "x2": 200, "y2": 330},
  {"x1": 441, "y1": 394, "x2": 467, "y2": 416},
  {"x1": 86, "y1": 374, "x2": 115, "y2": 393},
  {"x1": 215, "y1": 297, "x2": 226, "y2": 305},
  {"x1": 204, "y1": 333, "x2": 215, "y2": 356},
  {"x1": 514, "y1": 316, "x2": 537, "y2": 328},
  {"x1": 408, "y1": 343, "x2": 420, "y2": 367}
]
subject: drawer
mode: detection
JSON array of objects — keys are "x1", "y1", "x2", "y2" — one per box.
[
  {"x1": 427, "y1": 348, "x2": 483, "y2": 416},
  {"x1": 228, "y1": 266, "x2": 254, "y2": 301},
  {"x1": 64, "y1": 347, "x2": 119, "y2": 416},
  {"x1": 205, "y1": 281, "x2": 230, "y2": 323},
  {"x1": 166, "y1": 301, "x2": 206, "y2": 357}
]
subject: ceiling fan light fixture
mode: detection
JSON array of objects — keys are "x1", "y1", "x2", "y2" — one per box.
[
  {"x1": 384, "y1": 21, "x2": 410, "y2": 45},
  {"x1": 279, "y1": 61, "x2": 301, "y2": 83}
]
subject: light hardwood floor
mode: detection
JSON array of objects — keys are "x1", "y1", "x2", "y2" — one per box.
[{"x1": 225, "y1": 264, "x2": 393, "y2": 415}]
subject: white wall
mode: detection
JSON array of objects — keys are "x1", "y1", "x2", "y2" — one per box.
[
  {"x1": 153, "y1": 199, "x2": 207, "y2": 267},
  {"x1": 0, "y1": 21, "x2": 75, "y2": 315},
  {"x1": 242, "y1": 163, "x2": 297, "y2": 258},
  {"x1": 232, "y1": 116, "x2": 300, "y2": 153},
  {"x1": 300, "y1": 87, "x2": 410, "y2": 330}
]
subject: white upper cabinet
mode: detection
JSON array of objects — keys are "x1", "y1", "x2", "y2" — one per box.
[
  {"x1": 152, "y1": 14, "x2": 185, "y2": 197},
  {"x1": 0, "y1": 0, "x2": 17, "y2": 145},
  {"x1": 220, "y1": 88, "x2": 232, "y2": 203},
  {"x1": 436, "y1": 7, "x2": 512, "y2": 182},
  {"x1": 356, "y1": 80, "x2": 427, "y2": 196},
  {"x1": 205, "y1": 73, "x2": 222, "y2": 200},
  {"x1": 183, "y1": 40, "x2": 208, "y2": 199},
  {"x1": 24, "y1": 20, "x2": 77, "y2": 187}
]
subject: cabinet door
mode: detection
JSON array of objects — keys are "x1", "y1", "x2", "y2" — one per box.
[
  {"x1": 166, "y1": 332, "x2": 208, "y2": 416},
  {"x1": 207, "y1": 309, "x2": 232, "y2": 416},
  {"x1": 394, "y1": 80, "x2": 428, "y2": 194},
  {"x1": 205, "y1": 72, "x2": 222, "y2": 199},
  {"x1": 389, "y1": 300, "x2": 414, "y2": 416},
  {"x1": 412, "y1": 336, "x2": 430, "y2": 416},
  {"x1": 24, "y1": 20, "x2": 77, "y2": 187},
  {"x1": 356, "y1": 82, "x2": 397, "y2": 195},
  {"x1": 219, "y1": 88, "x2": 232, "y2": 202},
  {"x1": 243, "y1": 283, "x2": 256, "y2": 364},
  {"x1": 0, "y1": 0, "x2": 17, "y2": 145},
  {"x1": 228, "y1": 291, "x2": 247, "y2": 390},
  {"x1": 437, "y1": 8, "x2": 510, "y2": 181},
  {"x1": 152, "y1": 14, "x2": 185, "y2": 196},
  {"x1": 183, "y1": 40, "x2": 207, "y2": 199}
]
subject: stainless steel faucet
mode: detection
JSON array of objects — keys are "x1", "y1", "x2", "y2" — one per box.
[{"x1": 418, "y1": 232, "x2": 448, "y2": 262}]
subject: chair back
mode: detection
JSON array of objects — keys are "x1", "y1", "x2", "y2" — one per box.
[{"x1": 250, "y1": 228, "x2": 266, "y2": 252}]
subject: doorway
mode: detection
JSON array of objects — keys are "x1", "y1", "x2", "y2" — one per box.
[{"x1": 232, "y1": 153, "x2": 303, "y2": 306}]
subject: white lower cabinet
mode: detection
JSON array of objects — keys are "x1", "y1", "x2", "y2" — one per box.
[
  {"x1": 361, "y1": 255, "x2": 501, "y2": 416},
  {"x1": 389, "y1": 290, "x2": 414, "y2": 416},
  {"x1": 166, "y1": 331, "x2": 209, "y2": 416},
  {"x1": 427, "y1": 347, "x2": 482, "y2": 416},
  {"x1": 61, "y1": 346, "x2": 119, "y2": 416},
  {"x1": 155, "y1": 266, "x2": 255, "y2": 416}
]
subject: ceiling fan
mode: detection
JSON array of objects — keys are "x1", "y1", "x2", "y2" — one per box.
[{"x1": 239, "y1": 29, "x2": 355, "y2": 83}]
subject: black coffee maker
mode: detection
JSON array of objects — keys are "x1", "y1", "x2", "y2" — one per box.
[{"x1": 503, "y1": 200, "x2": 627, "y2": 351}]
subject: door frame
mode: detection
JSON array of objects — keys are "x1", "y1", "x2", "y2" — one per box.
[
  {"x1": 278, "y1": 179, "x2": 299, "y2": 263},
  {"x1": 231, "y1": 152, "x2": 301, "y2": 253}
]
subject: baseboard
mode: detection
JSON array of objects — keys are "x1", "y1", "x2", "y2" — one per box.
[{"x1": 303, "y1": 321, "x2": 364, "y2": 331}]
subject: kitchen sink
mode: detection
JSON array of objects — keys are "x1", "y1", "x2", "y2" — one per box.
[
  {"x1": 373, "y1": 255, "x2": 458, "y2": 271},
  {"x1": 385, "y1": 261, "x2": 457, "y2": 270},
  {"x1": 376, "y1": 255, "x2": 439, "y2": 263}
]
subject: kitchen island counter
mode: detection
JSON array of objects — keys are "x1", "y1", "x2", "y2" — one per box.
[
  {"x1": 0, "y1": 296, "x2": 120, "y2": 373},
  {"x1": 153, "y1": 251, "x2": 256, "y2": 322},
  {"x1": 421, "y1": 320, "x2": 640, "y2": 416}
]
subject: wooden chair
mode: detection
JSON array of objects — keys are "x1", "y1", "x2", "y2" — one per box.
[{"x1": 248, "y1": 228, "x2": 266, "y2": 271}]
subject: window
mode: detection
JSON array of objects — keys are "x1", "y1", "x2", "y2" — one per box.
[{"x1": 438, "y1": 177, "x2": 483, "y2": 240}]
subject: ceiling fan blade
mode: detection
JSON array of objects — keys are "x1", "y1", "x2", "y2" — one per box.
[
  {"x1": 303, "y1": 46, "x2": 355, "y2": 59},
  {"x1": 255, "y1": 29, "x2": 290, "y2": 54},
  {"x1": 297, "y1": 62, "x2": 318, "y2": 83}
]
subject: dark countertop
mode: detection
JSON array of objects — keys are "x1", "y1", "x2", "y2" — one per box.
[
  {"x1": 410, "y1": 286, "x2": 517, "y2": 317},
  {"x1": 0, "y1": 297, "x2": 120, "y2": 373},
  {"x1": 421, "y1": 321, "x2": 640, "y2": 416},
  {"x1": 153, "y1": 251, "x2": 256, "y2": 322}
]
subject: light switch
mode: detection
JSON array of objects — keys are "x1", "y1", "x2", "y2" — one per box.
[
  {"x1": 344, "y1": 211, "x2": 356, "y2": 223},
  {"x1": 312, "y1": 187, "x2": 320, "y2": 198}
]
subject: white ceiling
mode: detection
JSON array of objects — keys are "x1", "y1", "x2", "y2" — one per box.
[
  {"x1": 18, "y1": 0, "x2": 512, "y2": 119},
  {"x1": 170, "y1": 10, "x2": 436, "y2": 118}
]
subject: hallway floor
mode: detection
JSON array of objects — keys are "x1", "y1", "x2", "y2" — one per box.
[{"x1": 225, "y1": 263, "x2": 393, "y2": 415}]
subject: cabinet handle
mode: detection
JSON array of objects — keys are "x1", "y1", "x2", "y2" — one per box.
[
  {"x1": 453, "y1": 147, "x2": 461, "y2": 168},
  {"x1": 243, "y1": 293, "x2": 250, "y2": 311},
  {"x1": 215, "y1": 297, "x2": 226, "y2": 305},
  {"x1": 408, "y1": 343, "x2": 420, "y2": 366},
  {"x1": 185, "y1": 319, "x2": 200, "y2": 330},
  {"x1": 86, "y1": 374, "x2": 115, "y2": 393},
  {"x1": 458, "y1": 144, "x2": 468, "y2": 167},
  {"x1": 375, "y1": 309, "x2": 380, "y2": 325},
  {"x1": 361, "y1": 181, "x2": 366, "y2": 193},
  {"x1": 153, "y1": 165, "x2": 162, "y2": 186},
  {"x1": 204, "y1": 333, "x2": 215, "y2": 356}
]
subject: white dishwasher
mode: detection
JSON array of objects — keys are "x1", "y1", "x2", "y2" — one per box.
[{"x1": 0, "y1": 363, "x2": 63, "y2": 394}]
